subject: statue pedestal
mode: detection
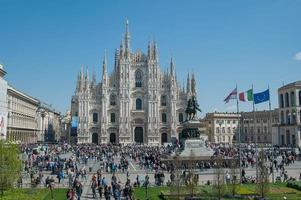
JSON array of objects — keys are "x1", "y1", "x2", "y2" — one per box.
[{"x1": 176, "y1": 119, "x2": 214, "y2": 157}]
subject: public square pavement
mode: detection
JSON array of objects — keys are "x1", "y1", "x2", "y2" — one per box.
[{"x1": 21, "y1": 151, "x2": 301, "y2": 200}]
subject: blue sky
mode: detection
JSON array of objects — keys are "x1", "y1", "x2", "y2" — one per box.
[{"x1": 0, "y1": 0, "x2": 300, "y2": 115}]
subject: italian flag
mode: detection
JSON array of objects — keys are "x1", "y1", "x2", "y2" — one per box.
[{"x1": 239, "y1": 89, "x2": 253, "y2": 102}]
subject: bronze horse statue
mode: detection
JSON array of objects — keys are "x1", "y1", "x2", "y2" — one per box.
[{"x1": 185, "y1": 96, "x2": 201, "y2": 121}]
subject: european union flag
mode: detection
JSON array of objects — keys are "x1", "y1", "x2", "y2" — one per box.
[{"x1": 254, "y1": 89, "x2": 270, "y2": 104}]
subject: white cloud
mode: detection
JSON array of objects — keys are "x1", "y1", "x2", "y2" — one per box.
[{"x1": 294, "y1": 52, "x2": 301, "y2": 61}]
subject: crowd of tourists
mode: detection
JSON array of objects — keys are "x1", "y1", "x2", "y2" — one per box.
[{"x1": 19, "y1": 141, "x2": 301, "y2": 199}]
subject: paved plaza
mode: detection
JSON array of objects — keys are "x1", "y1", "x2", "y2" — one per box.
[{"x1": 20, "y1": 149, "x2": 301, "y2": 200}]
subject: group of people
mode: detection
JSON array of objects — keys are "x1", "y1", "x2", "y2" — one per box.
[{"x1": 19, "y1": 141, "x2": 301, "y2": 199}]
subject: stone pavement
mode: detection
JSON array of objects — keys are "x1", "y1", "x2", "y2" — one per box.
[{"x1": 21, "y1": 151, "x2": 301, "y2": 199}]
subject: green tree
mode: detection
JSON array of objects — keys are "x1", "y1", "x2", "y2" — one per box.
[
  {"x1": 214, "y1": 157, "x2": 225, "y2": 200},
  {"x1": 256, "y1": 147, "x2": 269, "y2": 198},
  {"x1": 0, "y1": 140, "x2": 22, "y2": 197},
  {"x1": 228, "y1": 160, "x2": 239, "y2": 197}
]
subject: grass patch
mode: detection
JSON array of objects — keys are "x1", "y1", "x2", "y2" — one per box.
[
  {"x1": 0, "y1": 188, "x2": 67, "y2": 200},
  {"x1": 133, "y1": 183, "x2": 301, "y2": 200},
  {"x1": 42, "y1": 188, "x2": 68, "y2": 200}
]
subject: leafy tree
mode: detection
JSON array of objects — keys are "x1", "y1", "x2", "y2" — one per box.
[
  {"x1": 228, "y1": 159, "x2": 239, "y2": 197},
  {"x1": 214, "y1": 157, "x2": 225, "y2": 200},
  {"x1": 256, "y1": 147, "x2": 269, "y2": 198},
  {"x1": 0, "y1": 140, "x2": 22, "y2": 197}
]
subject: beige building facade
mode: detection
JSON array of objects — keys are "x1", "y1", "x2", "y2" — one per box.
[
  {"x1": 277, "y1": 81, "x2": 301, "y2": 147},
  {"x1": 240, "y1": 110, "x2": 278, "y2": 144},
  {"x1": 6, "y1": 85, "x2": 39, "y2": 143},
  {"x1": 202, "y1": 112, "x2": 240, "y2": 144}
]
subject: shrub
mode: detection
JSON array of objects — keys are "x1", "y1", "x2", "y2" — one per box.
[{"x1": 286, "y1": 181, "x2": 301, "y2": 191}]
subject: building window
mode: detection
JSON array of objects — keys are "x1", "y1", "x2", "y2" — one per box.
[
  {"x1": 264, "y1": 126, "x2": 267, "y2": 133},
  {"x1": 292, "y1": 109, "x2": 296, "y2": 124},
  {"x1": 291, "y1": 91, "x2": 295, "y2": 106},
  {"x1": 110, "y1": 94, "x2": 116, "y2": 106},
  {"x1": 281, "y1": 111, "x2": 285, "y2": 124},
  {"x1": 285, "y1": 92, "x2": 289, "y2": 107},
  {"x1": 162, "y1": 113, "x2": 167, "y2": 123},
  {"x1": 280, "y1": 94, "x2": 284, "y2": 108},
  {"x1": 227, "y1": 127, "x2": 231, "y2": 133},
  {"x1": 286, "y1": 110, "x2": 290, "y2": 124},
  {"x1": 216, "y1": 127, "x2": 220, "y2": 134},
  {"x1": 136, "y1": 98, "x2": 142, "y2": 110},
  {"x1": 135, "y1": 70, "x2": 142, "y2": 87},
  {"x1": 179, "y1": 113, "x2": 184, "y2": 122},
  {"x1": 161, "y1": 95, "x2": 167, "y2": 106},
  {"x1": 222, "y1": 127, "x2": 225, "y2": 133},
  {"x1": 93, "y1": 113, "x2": 98, "y2": 123},
  {"x1": 257, "y1": 127, "x2": 261, "y2": 134},
  {"x1": 227, "y1": 120, "x2": 231, "y2": 124},
  {"x1": 244, "y1": 127, "x2": 247, "y2": 134},
  {"x1": 233, "y1": 120, "x2": 236, "y2": 124},
  {"x1": 110, "y1": 113, "x2": 116, "y2": 123}
]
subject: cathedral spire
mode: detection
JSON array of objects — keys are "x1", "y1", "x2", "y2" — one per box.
[
  {"x1": 170, "y1": 57, "x2": 175, "y2": 77},
  {"x1": 124, "y1": 18, "x2": 131, "y2": 58},
  {"x1": 147, "y1": 41, "x2": 153, "y2": 60},
  {"x1": 102, "y1": 51, "x2": 108, "y2": 87},
  {"x1": 153, "y1": 41, "x2": 158, "y2": 61},
  {"x1": 187, "y1": 72, "x2": 191, "y2": 94},
  {"x1": 191, "y1": 72, "x2": 196, "y2": 95}
]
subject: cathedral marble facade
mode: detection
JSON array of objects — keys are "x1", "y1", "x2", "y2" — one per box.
[{"x1": 72, "y1": 20, "x2": 197, "y2": 145}]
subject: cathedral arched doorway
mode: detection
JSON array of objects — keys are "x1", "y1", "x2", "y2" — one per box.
[
  {"x1": 134, "y1": 127, "x2": 143, "y2": 143},
  {"x1": 92, "y1": 133, "x2": 98, "y2": 144},
  {"x1": 161, "y1": 132, "x2": 168, "y2": 144},
  {"x1": 110, "y1": 133, "x2": 116, "y2": 144}
]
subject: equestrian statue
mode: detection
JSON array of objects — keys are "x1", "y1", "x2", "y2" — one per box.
[{"x1": 185, "y1": 95, "x2": 201, "y2": 121}]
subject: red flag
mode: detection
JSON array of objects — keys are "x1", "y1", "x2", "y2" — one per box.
[{"x1": 239, "y1": 92, "x2": 245, "y2": 101}]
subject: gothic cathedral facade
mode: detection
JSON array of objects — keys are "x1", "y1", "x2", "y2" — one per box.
[{"x1": 72, "y1": 20, "x2": 198, "y2": 145}]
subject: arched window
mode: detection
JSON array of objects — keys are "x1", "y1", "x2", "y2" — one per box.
[
  {"x1": 280, "y1": 94, "x2": 284, "y2": 108},
  {"x1": 286, "y1": 110, "x2": 290, "y2": 124},
  {"x1": 281, "y1": 111, "x2": 284, "y2": 124},
  {"x1": 299, "y1": 91, "x2": 301, "y2": 106},
  {"x1": 161, "y1": 95, "x2": 167, "y2": 106},
  {"x1": 216, "y1": 127, "x2": 220, "y2": 134},
  {"x1": 285, "y1": 92, "x2": 289, "y2": 107},
  {"x1": 162, "y1": 113, "x2": 167, "y2": 123},
  {"x1": 135, "y1": 70, "x2": 142, "y2": 88},
  {"x1": 292, "y1": 109, "x2": 296, "y2": 124},
  {"x1": 178, "y1": 113, "x2": 184, "y2": 122},
  {"x1": 291, "y1": 91, "x2": 295, "y2": 106},
  {"x1": 136, "y1": 98, "x2": 142, "y2": 110},
  {"x1": 111, "y1": 113, "x2": 116, "y2": 123},
  {"x1": 110, "y1": 94, "x2": 116, "y2": 106},
  {"x1": 93, "y1": 113, "x2": 98, "y2": 123}
]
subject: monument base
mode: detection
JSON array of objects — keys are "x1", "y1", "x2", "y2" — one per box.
[{"x1": 179, "y1": 138, "x2": 214, "y2": 157}]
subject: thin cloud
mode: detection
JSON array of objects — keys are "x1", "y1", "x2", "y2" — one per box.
[{"x1": 294, "y1": 52, "x2": 301, "y2": 61}]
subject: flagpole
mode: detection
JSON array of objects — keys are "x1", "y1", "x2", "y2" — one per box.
[
  {"x1": 236, "y1": 84, "x2": 242, "y2": 184},
  {"x1": 252, "y1": 84, "x2": 258, "y2": 183},
  {"x1": 268, "y1": 85, "x2": 274, "y2": 183}
]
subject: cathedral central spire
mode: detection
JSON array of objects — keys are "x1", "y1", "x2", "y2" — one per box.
[{"x1": 124, "y1": 19, "x2": 131, "y2": 58}]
